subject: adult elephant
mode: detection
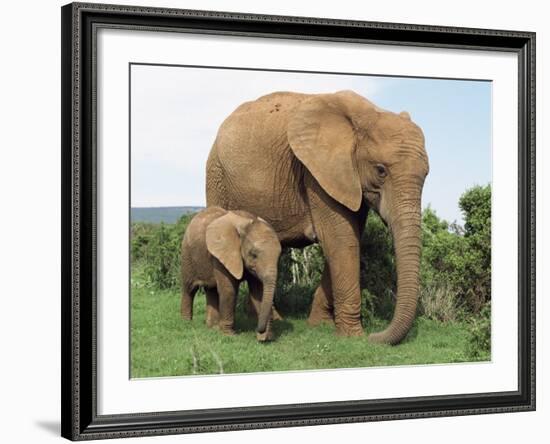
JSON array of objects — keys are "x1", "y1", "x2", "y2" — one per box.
[{"x1": 205, "y1": 90, "x2": 429, "y2": 344}]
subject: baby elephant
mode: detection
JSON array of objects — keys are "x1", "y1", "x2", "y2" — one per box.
[{"x1": 180, "y1": 206, "x2": 282, "y2": 341}]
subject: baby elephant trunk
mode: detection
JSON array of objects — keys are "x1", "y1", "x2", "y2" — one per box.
[{"x1": 256, "y1": 278, "x2": 277, "y2": 338}]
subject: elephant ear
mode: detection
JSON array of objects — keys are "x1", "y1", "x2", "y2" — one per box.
[
  {"x1": 205, "y1": 212, "x2": 252, "y2": 279},
  {"x1": 287, "y1": 92, "x2": 371, "y2": 212}
]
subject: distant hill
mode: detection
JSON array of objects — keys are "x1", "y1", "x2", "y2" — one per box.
[{"x1": 131, "y1": 206, "x2": 204, "y2": 224}]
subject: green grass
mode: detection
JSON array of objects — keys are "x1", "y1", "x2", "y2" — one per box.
[{"x1": 131, "y1": 266, "x2": 490, "y2": 378}]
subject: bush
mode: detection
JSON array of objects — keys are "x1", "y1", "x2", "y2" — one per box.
[
  {"x1": 141, "y1": 222, "x2": 179, "y2": 289},
  {"x1": 467, "y1": 302, "x2": 491, "y2": 359},
  {"x1": 421, "y1": 206, "x2": 465, "y2": 284},
  {"x1": 360, "y1": 213, "x2": 397, "y2": 320},
  {"x1": 274, "y1": 284, "x2": 314, "y2": 318},
  {"x1": 131, "y1": 214, "x2": 194, "y2": 289},
  {"x1": 361, "y1": 288, "x2": 395, "y2": 326},
  {"x1": 420, "y1": 185, "x2": 491, "y2": 314},
  {"x1": 418, "y1": 282, "x2": 460, "y2": 322},
  {"x1": 457, "y1": 185, "x2": 492, "y2": 311},
  {"x1": 275, "y1": 245, "x2": 323, "y2": 317},
  {"x1": 277, "y1": 245, "x2": 324, "y2": 289},
  {"x1": 130, "y1": 223, "x2": 156, "y2": 262}
]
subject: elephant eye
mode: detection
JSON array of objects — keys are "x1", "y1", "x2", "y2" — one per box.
[{"x1": 375, "y1": 164, "x2": 387, "y2": 178}]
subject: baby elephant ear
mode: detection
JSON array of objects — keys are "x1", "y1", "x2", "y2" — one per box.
[
  {"x1": 287, "y1": 93, "x2": 364, "y2": 212},
  {"x1": 205, "y1": 212, "x2": 252, "y2": 279}
]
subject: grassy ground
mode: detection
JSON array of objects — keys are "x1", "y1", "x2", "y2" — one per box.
[{"x1": 131, "y1": 266, "x2": 489, "y2": 378}]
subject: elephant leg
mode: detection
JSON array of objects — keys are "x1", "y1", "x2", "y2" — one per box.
[
  {"x1": 307, "y1": 180, "x2": 363, "y2": 337},
  {"x1": 247, "y1": 277, "x2": 283, "y2": 322},
  {"x1": 307, "y1": 263, "x2": 334, "y2": 326},
  {"x1": 181, "y1": 285, "x2": 197, "y2": 320},
  {"x1": 327, "y1": 244, "x2": 363, "y2": 336},
  {"x1": 205, "y1": 288, "x2": 220, "y2": 328},
  {"x1": 213, "y1": 262, "x2": 238, "y2": 335}
]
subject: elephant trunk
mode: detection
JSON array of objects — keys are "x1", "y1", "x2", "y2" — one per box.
[
  {"x1": 257, "y1": 278, "x2": 277, "y2": 335},
  {"x1": 369, "y1": 196, "x2": 422, "y2": 345}
]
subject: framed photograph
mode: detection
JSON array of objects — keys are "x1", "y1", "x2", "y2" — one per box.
[{"x1": 61, "y1": 2, "x2": 535, "y2": 440}]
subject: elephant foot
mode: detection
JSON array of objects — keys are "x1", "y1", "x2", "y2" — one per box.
[
  {"x1": 307, "y1": 311, "x2": 335, "y2": 327},
  {"x1": 307, "y1": 299, "x2": 334, "y2": 326},
  {"x1": 219, "y1": 327, "x2": 236, "y2": 336},
  {"x1": 307, "y1": 317, "x2": 335, "y2": 327},
  {"x1": 205, "y1": 318, "x2": 218, "y2": 328},
  {"x1": 256, "y1": 330, "x2": 273, "y2": 342},
  {"x1": 181, "y1": 313, "x2": 192, "y2": 321},
  {"x1": 335, "y1": 323, "x2": 364, "y2": 337}
]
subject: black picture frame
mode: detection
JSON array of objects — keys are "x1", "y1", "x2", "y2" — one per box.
[{"x1": 61, "y1": 2, "x2": 536, "y2": 440}]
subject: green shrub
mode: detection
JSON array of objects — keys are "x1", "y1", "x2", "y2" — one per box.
[
  {"x1": 418, "y1": 282, "x2": 460, "y2": 322},
  {"x1": 277, "y1": 245, "x2": 324, "y2": 289},
  {"x1": 360, "y1": 289, "x2": 391, "y2": 327},
  {"x1": 420, "y1": 185, "x2": 491, "y2": 314},
  {"x1": 142, "y1": 222, "x2": 180, "y2": 289},
  {"x1": 130, "y1": 223, "x2": 156, "y2": 262},
  {"x1": 421, "y1": 206, "x2": 466, "y2": 284},
  {"x1": 456, "y1": 185, "x2": 492, "y2": 311},
  {"x1": 360, "y1": 213, "x2": 397, "y2": 320},
  {"x1": 131, "y1": 214, "x2": 194, "y2": 289},
  {"x1": 233, "y1": 282, "x2": 250, "y2": 315},
  {"x1": 467, "y1": 302, "x2": 491, "y2": 359},
  {"x1": 274, "y1": 245, "x2": 322, "y2": 317},
  {"x1": 274, "y1": 284, "x2": 314, "y2": 318}
]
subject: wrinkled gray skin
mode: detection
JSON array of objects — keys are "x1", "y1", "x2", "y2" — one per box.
[
  {"x1": 206, "y1": 90, "x2": 429, "y2": 344},
  {"x1": 180, "y1": 206, "x2": 282, "y2": 341}
]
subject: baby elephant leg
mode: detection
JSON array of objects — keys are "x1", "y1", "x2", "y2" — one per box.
[
  {"x1": 204, "y1": 288, "x2": 220, "y2": 328},
  {"x1": 213, "y1": 263, "x2": 238, "y2": 336}
]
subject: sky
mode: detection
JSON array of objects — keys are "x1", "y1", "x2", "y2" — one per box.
[{"x1": 131, "y1": 64, "x2": 491, "y2": 225}]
